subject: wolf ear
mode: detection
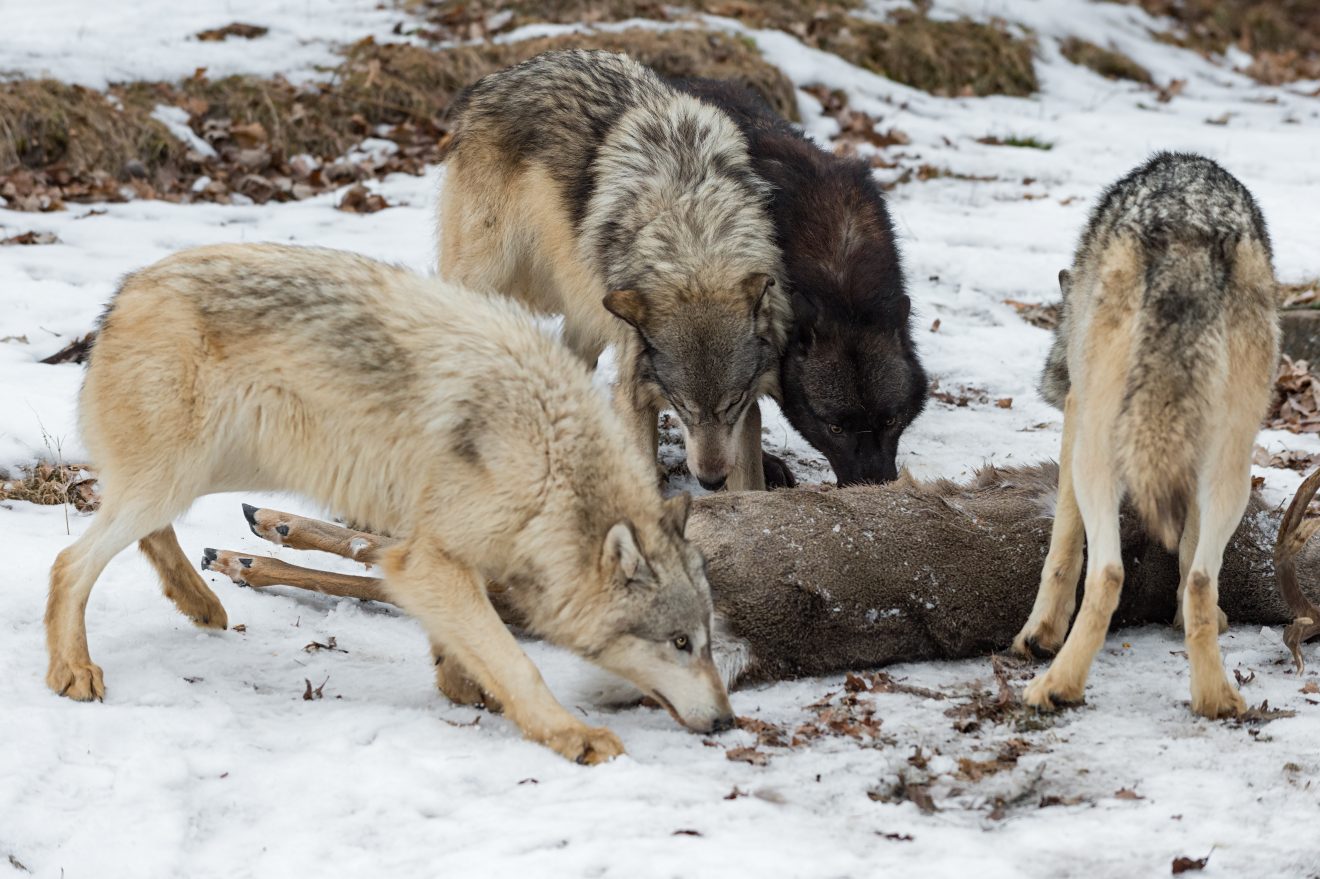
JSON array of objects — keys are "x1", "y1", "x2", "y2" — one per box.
[
  {"x1": 742, "y1": 273, "x2": 776, "y2": 317},
  {"x1": 661, "y1": 492, "x2": 692, "y2": 536},
  {"x1": 604, "y1": 290, "x2": 648, "y2": 332},
  {"x1": 604, "y1": 521, "x2": 648, "y2": 581},
  {"x1": 1057, "y1": 269, "x2": 1072, "y2": 295}
]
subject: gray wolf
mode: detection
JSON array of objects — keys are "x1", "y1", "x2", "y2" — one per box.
[
  {"x1": 673, "y1": 77, "x2": 927, "y2": 485},
  {"x1": 1013, "y1": 153, "x2": 1278, "y2": 718},
  {"x1": 439, "y1": 49, "x2": 788, "y2": 491},
  {"x1": 44, "y1": 243, "x2": 734, "y2": 763}
]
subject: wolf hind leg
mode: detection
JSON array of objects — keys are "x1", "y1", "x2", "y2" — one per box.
[
  {"x1": 382, "y1": 538, "x2": 623, "y2": 764},
  {"x1": 1171, "y1": 505, "x2": 1229, "y2": 634},
  {"x1": 1015, "y1": 393, "x2": 1084, "y2": 657},
  {"x1": 1182, "y1": 436, "x2": 1253, "y2": 718},
  {"x1": 46, "y1": 499, "x2": 182, "y2": 700},
  {"x1": 1023, "y1": 426, "x2": 1124, "y2": 709},
  {"x1": 139, "y1": 526, "x2": 227, "y2": 630}
]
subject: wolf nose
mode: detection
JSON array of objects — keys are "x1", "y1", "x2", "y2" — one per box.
[
  {"x1": 697, "y1": 475, "x2": 727, "y2": 491},
  {"x1": 709, "y1": 714, "x2": 736, "y2": 733}
]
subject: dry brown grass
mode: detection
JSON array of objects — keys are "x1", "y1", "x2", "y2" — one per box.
[
  {"x1": 0, "y1": 463, "x2": 99, "y2": 512},
  {"x1": 815, "y1": 12, "x2": 1038, "y2": 97},
  {"x1": 1059, "y1": 37, "x2": 1153, "y2": 83},
  {"x1": 411, "y1": 1, "x2": 1037, "y2": 98},
  {"x1": 1133, "y1": 0, "x2": 1320, "y2": 83},
  {"x1": 2, "y1": 27, "x2": 796, "y2": 210}
]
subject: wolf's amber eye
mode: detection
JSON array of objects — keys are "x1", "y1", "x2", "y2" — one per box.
[
  {"x1": 828, "y1": 424, "x2": 843, "y2": 435},
  {"x1": 672, "y1": 635, "x2": 692, "y2": 652}
]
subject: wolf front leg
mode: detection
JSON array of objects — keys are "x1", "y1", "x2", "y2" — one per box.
[
  {"x1": 612, "y1": 342, "x2": 663, "y2": 484},
  {"x1": 380, "y1": 537, "x2": 624, "y2": 764},
  {"x1": 727, "y1": 401, "x2": 768, "y2": 492},
  {"x1": 1014, "y1": 394, "x2": 1084, "y2": 657}
]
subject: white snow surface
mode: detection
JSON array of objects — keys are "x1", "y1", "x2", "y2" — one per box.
[{"x1": 3, "y1": 2, "x2": 1320, "y2": 877}]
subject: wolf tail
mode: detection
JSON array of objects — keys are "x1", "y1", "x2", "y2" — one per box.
[{"x1": 1115, "y1": 237, "x2": 1229, "y2": 552}]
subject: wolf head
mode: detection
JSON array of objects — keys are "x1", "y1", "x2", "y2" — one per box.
[
  {"x1": 779, "y1": 299, "x2": 927, "y2": 485},
  {"x1": 605, "y1": 273, "x2": 781, "y2": 490},
  {"x1": 588, "y1": 492, "x2": 735, "y2": 732}
]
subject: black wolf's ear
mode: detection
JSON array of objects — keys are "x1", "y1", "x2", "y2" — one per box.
[
  {"x1": 742, "y1": 273, "x2": 776, "y2": 316},
  {"x1": 604, "y1": 521, "x2": 648, "y2": 582},
  {"x1": 1057, "y1": 270, "x2": 1072, "y2": 295},
  {"x1": 604, "y1": 290, "x2": 648, "y2": 332},
  {"x1": 661, "y1": 492, "x2": 691, "y2": 536}
]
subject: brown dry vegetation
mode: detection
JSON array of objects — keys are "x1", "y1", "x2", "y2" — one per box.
[
  {"x1": 1059, "y1": 37, "x2": 1153, "y2": 83},
  {"x1": 0, "y1": 463, "x2": 99, "y2": 512},
  {"x1": 1133, "y1": 0, "x2": 1320, "y2": 83},
  {"x1": 413, "y1": 1, "x2": 1038, "y2": 97},
  {"x1": 1, "y1": 28, "x2": 794, "y2": 211}
]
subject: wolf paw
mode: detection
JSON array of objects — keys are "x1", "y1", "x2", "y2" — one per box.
[
  {"x1": 761, "y1": 451, "x2": 797, "y2": 489},
  {"x1": 542, "y1": 724, "x2": 625, "y2": 765},
  {"x1": 165, "y1": 586, "x2": 228, "y2": 630},
  {"x1": 1191, "y1": 679, "x2": 1246, "y2": 719},
  {"x1": 1012, "y1": 622, "x2": 1065, "y2": 659},
  {"x1": 47, "y1": 657, "x2": 105, "y2": 701},
  {"x1": 1022, "y1": 672, "x2": 1083, "y2": 711},
  {"x1": 435, "y1": 656, "x2": 503, "y2": 713}
]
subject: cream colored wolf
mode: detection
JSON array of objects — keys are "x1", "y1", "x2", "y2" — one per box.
[
  {"x1": 1013, "y1": 154, "x2": 1279, "y2": 718},
  {"x1": 440, "y1": 50, "x2": 788, "y2": 491},
  {"x1": 45, "y1": 243, "x2": 734, "y2": 763}
]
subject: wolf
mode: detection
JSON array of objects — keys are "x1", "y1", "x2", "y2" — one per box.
[
  {"x1": 439, "y1": 50, "x2": 788, "y2": 492},
  {"x1": 1012, "y1": 153, "x2": 1278, "y2": 718},
  {"x1": 673, "y1": 77, "x2": 927, "y2": 485},
  {"x1": 44, "y1": 244, "x2": 734, "y2": 764}
]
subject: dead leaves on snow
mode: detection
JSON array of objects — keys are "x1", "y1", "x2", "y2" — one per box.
[{"x1": 1265, "y1": 356, "x2": 1320, "y2": 434}]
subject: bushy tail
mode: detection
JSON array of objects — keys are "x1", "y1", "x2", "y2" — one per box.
[{"x1": 1115, "y1": 242, "x2": 1224, "y2": 552}]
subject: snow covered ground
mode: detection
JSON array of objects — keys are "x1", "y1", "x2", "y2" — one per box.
[{"x1": 3, "y1": 2, "x2": 1319, "y2": 877}]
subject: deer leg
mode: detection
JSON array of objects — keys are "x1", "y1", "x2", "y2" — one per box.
[
  {"x1": 241, "y1": 503, "x2": 397, "y2": 564},
  {"x1": 201, "y1": 549, "x2": 390, "y2": 602},
  {"x1": 1275, "y1": 468, "x2": 1320, "y2": 672}
]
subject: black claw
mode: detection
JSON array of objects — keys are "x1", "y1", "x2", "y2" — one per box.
[
  {"x1": 241, "y1": 503, "x2": 259, "y2": 533},
  {"x1": 275, "y1": 524, "x2": 289, "y2": 537},
  {"x1": 201, "y1": 548, "x2": 218, "y2": 570}
]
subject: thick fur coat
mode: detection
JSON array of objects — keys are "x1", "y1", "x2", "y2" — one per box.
[
  {"x1": 674, "y1": 77, "x2": 927, "y2": 485},
  {"x1": 45, "y1": 244, "x2": 733, "y2": 763},
  {"x1": 440, "y1": 50, "x2": 788, "y2": 491},
  {"x1": 1016, "y1": 153, "x2": 1279, "y2": 719}
]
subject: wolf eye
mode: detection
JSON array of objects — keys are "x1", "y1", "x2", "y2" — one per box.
[
  {"x1": 828, "y1": 424, "x2": 843, "y2": 435},
  {"x1": 672, "y1": 635, "x2": 692, "y2": 652},
  {"x1": 884, "y1": 416, "x2": 900, "y2": 428}
]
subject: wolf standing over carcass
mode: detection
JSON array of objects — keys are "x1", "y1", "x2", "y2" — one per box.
[
  {"x1": 44, "y1": 244, "x2": 733, "y2": 763},
  {"x1": 439, "y1": 50, "x2": 788, "y2": 491},
  {"x1": 1013, "y1": 153, "x2": 1279, "y2": 718},
  {"x1": 673, "y1": 77, "x2": 928, "y2": 486}
]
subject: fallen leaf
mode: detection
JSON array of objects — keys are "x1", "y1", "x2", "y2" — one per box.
[
  {"x1": 196, "y1": 22, "x2": 269, "y2": 41},
  {"x1": 1301, "y1": 681, "x2": 1319, "y2": 694},
  {"x1": 726, "y1": 746, "x2": 769, "y2": 766},
  {"x1": 1233, "y1": 668, "x2": 1256, "y2": 686},
  {"x1": 671, "y1": 829, "x2": 702, "y2": 837},
  {"x1": 996, "y1": 397, "x2": 1013, "y2": 409},
  {"x1": 1, "y1": 230, "x2": 59, "y2": 245},
  {"x1": 1114, "y1": 787, "x2": 1144, "y2": 801},
  {"x1": 1171, "y1": 854, "x2": 1210, "y2": 874},
  {"x1": 930, "y1": 318, "x2": 941, "y2": 332}
]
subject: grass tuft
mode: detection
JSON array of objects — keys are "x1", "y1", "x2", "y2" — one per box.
[{"x1": 1059, "y1": 37, "x2": 1153, "y2": 83}]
